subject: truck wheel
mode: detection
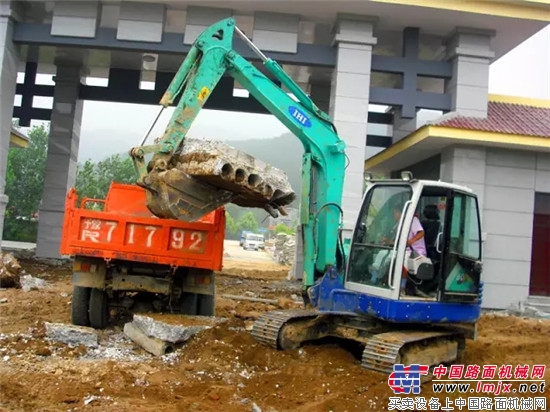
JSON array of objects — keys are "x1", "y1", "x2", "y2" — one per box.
[
  {"x1": 180, "y1": 292, "x2": 198, "y2": 315},
  {"x1": 89, "y1": 288, "x2": 109, "y2": 329},
  {"x1": 198, "y1": 294, "x2": 215, "y2": 316},
  {"x1": 71, "y1": 286, "x2": 91, "y2": 326}
]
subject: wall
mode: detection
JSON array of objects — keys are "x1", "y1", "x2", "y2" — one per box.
[
  {"x1": 391, "y1": 154, "x2": 441, "y2": 180},
  {"x1": 439, "y1": 145, "x2": 549, "y2": 309}
]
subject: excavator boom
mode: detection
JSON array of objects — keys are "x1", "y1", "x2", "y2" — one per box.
[{"x1": 129, "y1": 18, "x2": 347, "y2": 288}]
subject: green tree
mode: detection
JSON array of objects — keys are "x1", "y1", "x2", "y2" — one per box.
[
  {"x1": 3, "y1": 124, "x2": 49, "y2": 241},
  {"x1": 274, "y1": 222, "x2": 295, "y2": 235},
  {"x1": 237, "y1": 211, "x2": 258, "y2": 233},
  {"x1": 75, "y1": 154, "x2": 136, "y2": 202},
  {"x1": 224, "y1": 210, "x2": 239, "y2": 239}
]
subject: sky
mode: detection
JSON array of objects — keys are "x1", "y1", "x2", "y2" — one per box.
[{"x1": 21, "y1": 24, "x2": 550, "y2": 163}]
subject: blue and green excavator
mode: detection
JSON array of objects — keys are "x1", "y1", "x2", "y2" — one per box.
[{"x1": 130, "y1": 17, "x2": 484, "y2": 373}]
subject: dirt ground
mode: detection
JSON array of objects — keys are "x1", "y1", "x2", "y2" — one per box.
[{"x1": 0, "y1": 255, "x2": 549, "y2": 412}]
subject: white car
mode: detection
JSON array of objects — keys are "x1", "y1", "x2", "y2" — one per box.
[{"x1": 243, "y1": 233, "x2": 265, "y2": 251}]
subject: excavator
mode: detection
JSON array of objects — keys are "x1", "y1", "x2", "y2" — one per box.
[{"x1": 129, "y1": 17, "x2": 484, "y2": 374}]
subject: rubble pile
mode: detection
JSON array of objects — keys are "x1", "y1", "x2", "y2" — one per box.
[
  {"x1": 274, "y1": 233, "x2": 296, "y2": 265},
  {"x1": 0, "y1": 252, "x2": 22, "y2": 288}
]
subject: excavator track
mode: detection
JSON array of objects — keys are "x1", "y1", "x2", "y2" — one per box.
[
  {"x1": 251, "y1": 309, "x2": 319, "y2": 349},
  {"x1": 362, "y1": 330, "x2": 463, "y2": 374}
]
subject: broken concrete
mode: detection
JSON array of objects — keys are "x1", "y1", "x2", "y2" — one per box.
[
  {"x1": 123, "y1": 322, "x2": 175, "y2": 356},
  {"x1": 131, "y1": 314, "x2": 217, "y2": 343},
  {"x1": 274, "y1": 233, "x2": 296, "y2": 265},
  {"x1": 142, "y1": 138, "x2": 296, "y2": 222},
  {"x1": 45, "y1": 322, "x2": 99, "y2": 347},
  {"x1": 0, "y1": 253, "x2": 22, "y2": 288}
]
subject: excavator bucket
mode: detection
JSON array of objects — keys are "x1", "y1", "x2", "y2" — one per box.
[{"x1": 141, "y1": 138, "x2": 296, "y2": 222}]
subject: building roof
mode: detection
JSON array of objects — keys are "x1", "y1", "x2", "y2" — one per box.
[
  {"x1": 10, "y1": 127, "x2": 29, "y2": 148},
  {"x1": 432, "y1": 98, "x2": 550, "y2": 138},
  {"x1": 364, "y1": 94, "x2": 550, "y2": 174}
]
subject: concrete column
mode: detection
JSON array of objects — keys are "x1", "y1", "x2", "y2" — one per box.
[
  {"x1": 444, "y1": 27, "x2": 495, "y2": 118},
  {"x1": 0, "y1": 2, "x2": 20, "y2": 246},
  {"x1": 36, "y1": 63, "x2": 83, "y2": 258},
  {"x1": 440, "y1": 146, "x2": 487, "y2": 210},
  {"x1": 309, "y1": 83, "x2": 331, "y2": 113},
  {"x1": 392, "y1": 108, "x2": 417, "y2": 143},
  {"x1": 329, "y1": 14, "x2": 377, "y2": 238},
  {"x1": 480, "y1": 148, "x2": 537, "y2": 310}
]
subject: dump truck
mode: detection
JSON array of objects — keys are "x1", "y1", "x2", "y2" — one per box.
[{"x1": 60, "y1": 182, "x2": 225, "y2": 329}]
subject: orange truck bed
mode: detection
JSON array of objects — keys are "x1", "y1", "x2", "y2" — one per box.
[{"x1": 60, "y1": 182, "x2": 225, "y2": 270}]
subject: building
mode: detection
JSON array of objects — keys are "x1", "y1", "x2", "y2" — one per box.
[
  {"x1": 10, "y1": 126, "x2": 28, "y2": 148},
  {"x1": 0, "y1": 0, "x2": 548, "y2": 309},
  {"x1": 366, "y1": 95, "x2": 550, "y2": 310}
]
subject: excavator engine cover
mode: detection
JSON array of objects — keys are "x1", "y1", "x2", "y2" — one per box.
[{"x1": 141, "y1": 138, "x2": 296, "y2": 221}]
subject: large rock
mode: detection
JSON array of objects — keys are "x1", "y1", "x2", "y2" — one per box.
[
  {"x1": 131, "y1": 314, "x2": 220, "y2": 343},
  {"x1": 45, "y1": 322, "x2": 99, "y2": 347}
]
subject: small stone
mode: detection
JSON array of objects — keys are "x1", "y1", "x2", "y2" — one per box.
[
  {"x1": 35, "y1": 347, "x2": 52, "y2": 356},
  {"x1": 0, "y1": 298, "x2": 7, "y2": 304},
  {"x1": 60, "y1": 292, "x2": 69, "y2": 298},
  {"x1": 252, "y1": 403, "x2": 262, "y2": 412}
]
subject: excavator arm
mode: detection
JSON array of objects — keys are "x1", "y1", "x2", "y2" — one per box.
[{"x1": 129, "y1": 18, "x2": 347, "y2": 288}]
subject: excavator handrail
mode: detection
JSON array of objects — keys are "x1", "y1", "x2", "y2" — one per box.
[{"x1": 129, "y1": 17, "x2": 348, "y2": 288}]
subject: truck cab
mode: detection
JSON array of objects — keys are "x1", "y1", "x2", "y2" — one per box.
[{"x1": 243, "y1": 233, "x2": 265, "y2": 251}]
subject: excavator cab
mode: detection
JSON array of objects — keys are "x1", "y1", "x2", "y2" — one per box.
[{"x1": 346, "y1": 173, "x2": 483, "y2": 306}]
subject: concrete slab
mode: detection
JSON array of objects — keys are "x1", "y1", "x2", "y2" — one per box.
[
  {"x1": 131, "y1": 313, "x2": 223, "y2": 343},
  {"x1": 45, "y1": 322, "x2": 99, "y2": 347},
  {"x1": 143, "y1": 138, "x2": 296, "y2": 222},
  {"x1": 178, "y1": 138, "x2": 295, "y2": 210}
]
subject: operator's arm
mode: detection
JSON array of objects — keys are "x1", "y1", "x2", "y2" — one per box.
[
  {"x1": 407, "y1": 217, "x2": 425, "y2": 246},
  {"x1": 407, "y1": 231, "x2": 424, "y2": 247}
]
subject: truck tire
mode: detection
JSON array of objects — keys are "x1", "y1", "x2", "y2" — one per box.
[
  {"x1": 71, "y1": 286, "x2": 91, "y2": 326},
  {"x1": 89, "y1": 288, "x2": 109, "y2": 329},
  {"x1": 198, "y1": 294, "x2": 215, "y2": 316},
  {"x1": 180, "y1": 292, "x2": 199, "y2": 315}
]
